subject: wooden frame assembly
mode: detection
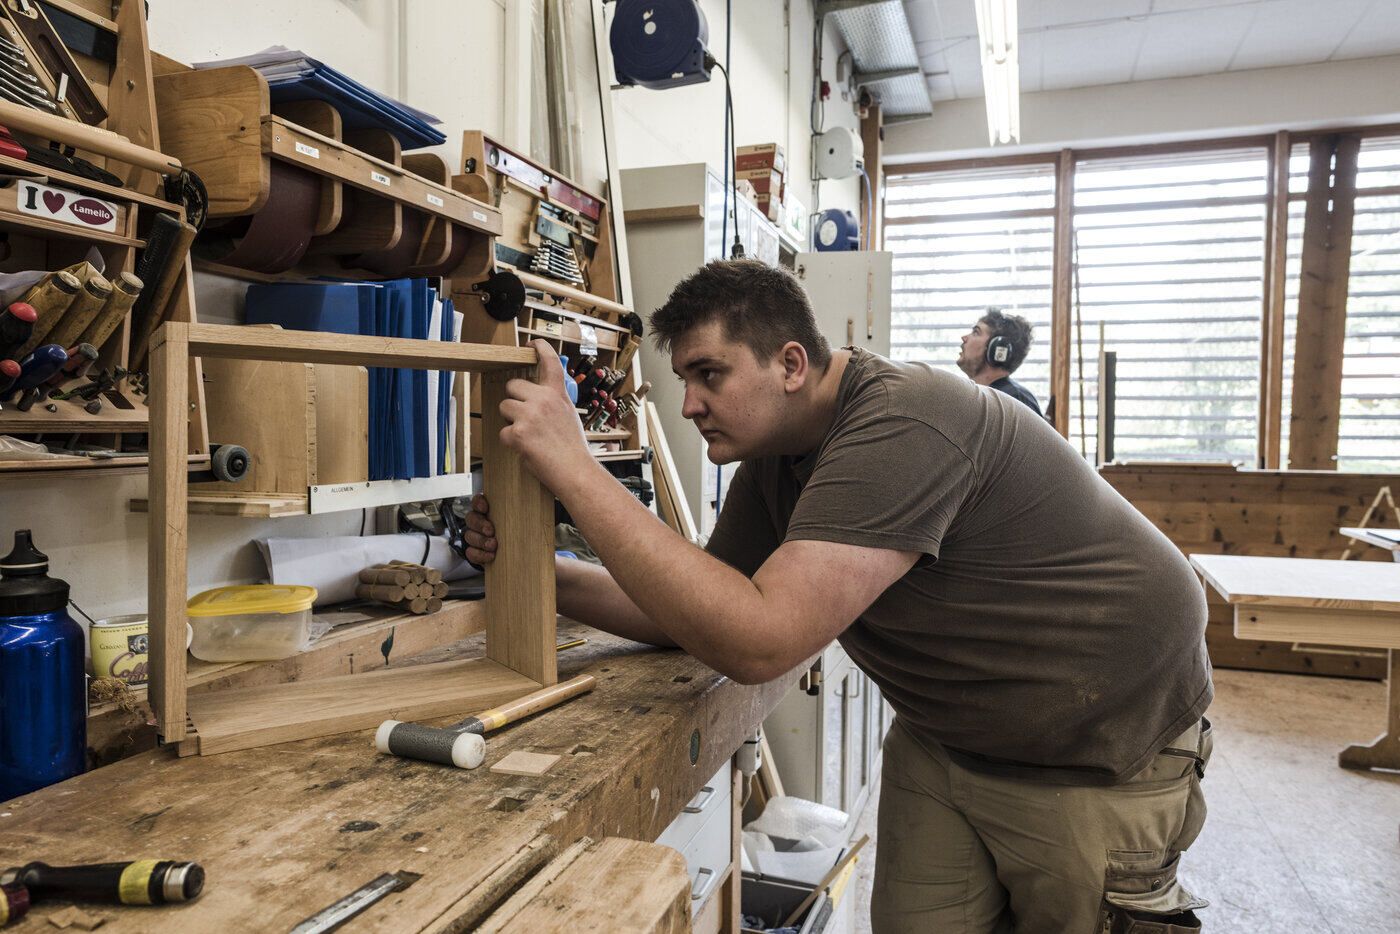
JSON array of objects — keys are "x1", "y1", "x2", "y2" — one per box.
[{"x1": 148, "y1": 322, "x2": 556, "y2": 755}]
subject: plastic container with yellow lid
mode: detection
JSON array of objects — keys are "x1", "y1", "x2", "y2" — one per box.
[{"x1": 186, "y1": 585, "x2": 319, "y2": 662}]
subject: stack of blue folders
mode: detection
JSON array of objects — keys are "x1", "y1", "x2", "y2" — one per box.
[
  {"x1": 245, "y1": 280, "x2": 461, "y2": 481},
  {"x1": 193, "y1": 46, "x2": 446, "y2": 150}
]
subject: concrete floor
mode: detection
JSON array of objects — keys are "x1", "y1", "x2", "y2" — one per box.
[{"x1": 849, "y1": 667, "x2": 1400, "y2": 932}]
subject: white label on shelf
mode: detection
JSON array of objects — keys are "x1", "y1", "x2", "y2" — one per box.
[
  {"x1": 370, "y1": 170, "x2": 392, "y2": 187},
  {"x1": 472, "y1": 209, "x2": 489, "y2": 223},
  {"x1": 426, "y1": 193, "x2": 445, "y2": 207},
  {"x1": 16, "y1": 180, "x2": 118, "y2": 232},
  {"x1": 295, "y1": 141, "x2": 320, "y2": 159},
  {"x1": 579, "y1": 323, "x2": 599, "y2": 356}
]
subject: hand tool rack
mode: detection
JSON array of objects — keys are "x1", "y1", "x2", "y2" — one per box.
[
  {"x1": 0, "y1": 0, "x2": 208, "y2": 477},
  {"x1": 147, "y1": 321, "x2": 560, "y2": 756},
  {"x1": 137, "y1": 58, "x2": 511, "y2": 516},
  {"x1": 454, "y1": 131, "x2": 648, "y2": 464}
]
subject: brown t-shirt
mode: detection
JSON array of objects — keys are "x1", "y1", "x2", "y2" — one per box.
[{"x1": 705, "y1": 349, "x2": 1212, "y2": 786}]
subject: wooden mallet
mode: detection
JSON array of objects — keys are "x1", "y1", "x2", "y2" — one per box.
[{"x1": 375, "y1": 674, "x2": 595, "y2": 769}]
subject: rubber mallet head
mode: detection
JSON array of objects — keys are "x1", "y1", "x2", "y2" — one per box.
[
  {"x1": 376, "y1": 720, "x2": 486, "y2": 768},
  {"x1": 374, "y1": 674, "x2": 596, "y2": 769}
]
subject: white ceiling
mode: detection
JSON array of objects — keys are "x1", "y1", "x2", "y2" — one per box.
[{"x1": 906, "y1": 0, "x2": 1400, "y2": 102}]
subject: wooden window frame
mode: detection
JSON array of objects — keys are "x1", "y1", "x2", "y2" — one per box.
[{"x1": 886, "y1": 124, "x2": 1400, "y2": 466}]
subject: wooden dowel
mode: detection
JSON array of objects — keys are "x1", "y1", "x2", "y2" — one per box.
[
  {"x1": 359, "y1": 567, "x2": 410, "y2": 586},
  {"x1": 0, "y1": 98, "x2": 180, "y2": 174},
  {"x1": 357, "y1": 583, "x2": 406, "y2": 602}
]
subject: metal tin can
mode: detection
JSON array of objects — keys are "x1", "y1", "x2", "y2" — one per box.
[{"x1": 89, "y1": 614, "x2": 149, "y2": 685}]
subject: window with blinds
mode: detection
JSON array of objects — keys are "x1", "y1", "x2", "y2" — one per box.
[
  {"x1": 885, "y1": 164, "x2": 1054, "y2": 408},
  {"x1": 1281, "y1": 137, "x2": 1400, "y2": 471},
  {"x1": 1068, "y1": 150, "x2": 1268, "y2": 463}
]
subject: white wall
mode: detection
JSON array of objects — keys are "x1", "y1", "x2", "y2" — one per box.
[
  {"x1": 610, "y1": 0, "x2": 861, "y2": 223},
  {"x1": 886, "y1": 54, "x2": 1400, "y2": 164},
  {"x1": 148, "y1": 0, "x2": 506, "y2": 174}
]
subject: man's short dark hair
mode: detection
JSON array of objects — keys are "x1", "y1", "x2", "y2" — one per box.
[
  {"x1": 649, "y1": 259, "x2": 832, "y2": 369},
  {"x1": 981, "y1": 308, "x2": 1034, "y2": 373}
]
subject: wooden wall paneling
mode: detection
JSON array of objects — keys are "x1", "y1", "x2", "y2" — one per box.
[
  {"x1": 1102, "y1": 464, "x2": 1395, "y2": 679},
  {"x1": 1050, "y1": 149, "x2": 1074, "y2": 437},
  {"x1": 1288, "y1": 134, "x2": 1360, "y2": 469},
  {"x1": 1259, "y1": 130, "x2": 1290, "y2": 469}
]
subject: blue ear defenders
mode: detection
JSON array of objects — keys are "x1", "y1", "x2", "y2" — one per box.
[{"x1": 986, "y1": 334, "x2": 1013, "y2": 367}]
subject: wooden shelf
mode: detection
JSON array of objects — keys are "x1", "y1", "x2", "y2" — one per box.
[
  {"x1": 129, "y1": 491, "x2": 308, "y2": 517},
  {"x1": 594, "y1": 449, "x2": 647, "y2": 462},
  {"x1": 519, "y1": 324, "x2": 623, "y2": 352},
  {"x1": 0, "y1": 393, "x2": 148, "y2": 434},
  {"x1": 0, "y1": 209, "x2": 143, "y2": 248},
  {"x1": 181, "y1": 321, "x2": 535, "y2": 371},
  {"x1": 585, "y1": 428, "x2": 632, "y2": 441},
  {"x1": 0, "y1": 453, "x2": 209, "y2": 479},
  {"x1": 180, "y1": 655, "x2": 539, "y2": 757},
  {"x1": 0, "y1": 153, "x2": 182, "y2": 213},
  {"x1": 263, "y1": 116, "x2": 502, "y2": 235}
]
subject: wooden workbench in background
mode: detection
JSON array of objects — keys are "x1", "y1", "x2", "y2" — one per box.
[
  {"x1": 0, "y1": 622, "x2": 789, "y2": 932},
  {"x1": 1102, "y1": 463, "x2": 1399, "y2": 679}
]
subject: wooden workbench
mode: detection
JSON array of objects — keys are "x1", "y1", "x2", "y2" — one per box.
[
  {"x1": 0, "y1": 621, "x2": 791, "y2": 932},
  {"x1": 1190, "y1": 554, "x2": 1400, "y2": 772}
]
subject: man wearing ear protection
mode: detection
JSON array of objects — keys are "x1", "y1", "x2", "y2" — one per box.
[{"x1": 957, "y1": 308, "x2": 1042, "y2": 416}]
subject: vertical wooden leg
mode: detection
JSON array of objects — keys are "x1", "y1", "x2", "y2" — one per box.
[
  {"x1": 1339, "y1": 649, "x2": 1400, "y2": 770},
  {"x1": 721, "y1": 760, "x2": 743, "y2": 933},
  {"x1": 148, "y1": 326, "x2": 190, "y2": 742},
  {"x1": 481, "y1": 370, "x2": 557, "y2": 686}
]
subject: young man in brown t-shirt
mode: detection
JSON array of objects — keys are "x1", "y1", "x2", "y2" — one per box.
[{"x1": 466, "y1": 260, "x2": 1214, "y2": 934}]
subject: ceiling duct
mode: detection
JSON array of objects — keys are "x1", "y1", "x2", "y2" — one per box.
[{"x1": 818, "y1": 0, "x2": 932, "y2": 118}]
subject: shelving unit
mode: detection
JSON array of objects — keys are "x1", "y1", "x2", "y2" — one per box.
[
  {"x1": 0, "y1": 0, "x2": 209, "y2": 478},
  {"x1": 455, "y1": 132, "x2": 649, "y2": 466},
  {"x1": 145, "y1": 322, "x2": 556, "y2": 754},
  {"x1": 136, "y1": 60, "x2": 515, "y2": 516}
]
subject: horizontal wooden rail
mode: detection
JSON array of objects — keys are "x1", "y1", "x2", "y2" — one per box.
[{"x1": 153, "y1": 322, "x2": 538, "y2": 371}]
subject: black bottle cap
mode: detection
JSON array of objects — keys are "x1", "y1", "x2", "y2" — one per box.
[{"x1": 0, "y1": 530, "x2": 69, "y2": 616}]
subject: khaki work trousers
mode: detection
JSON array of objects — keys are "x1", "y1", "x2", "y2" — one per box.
[{"x1": 872, "y1": 717, "x2": 1212, "y2": 934}]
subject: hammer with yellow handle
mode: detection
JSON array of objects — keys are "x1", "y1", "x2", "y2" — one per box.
[{"x1": 375, "y1": 674, "x2": 596, "y2": 769}]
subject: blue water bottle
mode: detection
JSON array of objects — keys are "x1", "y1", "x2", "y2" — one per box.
[{"x1": 0, "y1": 530, "x2": 86, "y2": 801}]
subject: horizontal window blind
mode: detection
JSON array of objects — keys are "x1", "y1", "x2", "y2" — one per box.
[
  {"x1": 886, "y1": 164, "x2": 1054, "y2": 410},
  {"x1": 1067, "y1": 150, "x2": 1267, "y2": 463}
]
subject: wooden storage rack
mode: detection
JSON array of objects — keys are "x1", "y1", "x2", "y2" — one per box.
[
  {"x1": 142, "y1": 59, "x2": 511, "y2": 516},
  {"x1": 456, "y1": 132, "x2": 648, "y2": 464},
  {"x1": 152, "y1": 62, "x2": 503, "y2": 273},
  {"x1": 148, "y1": 321, "x2": 557, "y2": 755},
  {"x1": 0, "y1": 0, "x2": 209, "y2": 477}
]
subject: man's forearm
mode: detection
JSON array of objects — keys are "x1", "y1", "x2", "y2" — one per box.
[
  {"x1": 553, "y1": 461, "x2": 791, "y2": 683},
  {"x1": 556, "y1": 557, "x2": 676, "y2": 647}
]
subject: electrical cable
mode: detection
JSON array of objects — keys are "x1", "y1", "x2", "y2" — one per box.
[
  {"x1": 713, "y1": 59, "x2": 743, "y2": 259},
  {"x1": 720, "y1": 0, "x2": 731, "y2": 259}
]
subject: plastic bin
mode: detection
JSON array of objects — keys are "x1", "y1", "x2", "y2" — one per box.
[
  {"x1": 740, "y1": 870, "x2": 832, "y2": 934},
  {"x1": 186, "y1": 584, "x2": 318, "y2": 662}
]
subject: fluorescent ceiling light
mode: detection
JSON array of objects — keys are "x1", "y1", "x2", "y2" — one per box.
[{"x1": 974, "y1": 0, "x2": 1020, "y2": 145}]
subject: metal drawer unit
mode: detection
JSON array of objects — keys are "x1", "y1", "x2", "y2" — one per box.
[{"x1": 656, "y1": 760, "x2": 733, "y2": 917}]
